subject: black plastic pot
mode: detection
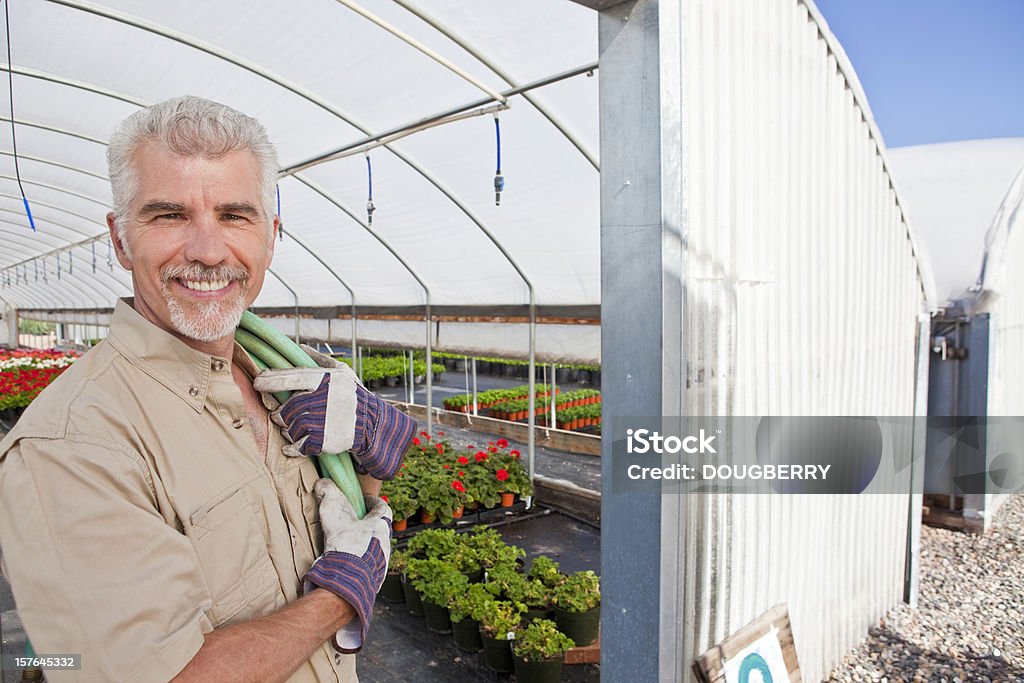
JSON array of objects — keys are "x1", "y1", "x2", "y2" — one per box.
[
  {"x1": 480, "y1": 633, "x2": 515, "y2": 673},
  {"x1": 553, "y1": 604, "x2": 600, "y2": 646},
  {"x1": 378, "y1": 572, "x2": 405, "y2": 604},
  {"x1": 513, "y1": 655, "x2": 564, "y2": 683},
  {"x1": 451, "y1": 617, "x2": 483, "y2": 652},
  {"x1": 400, "y1": 574, "x2": 425, "y2": 617},
  {"x1": 422, "y1": 599, "x2": 452, "y2": 634}
]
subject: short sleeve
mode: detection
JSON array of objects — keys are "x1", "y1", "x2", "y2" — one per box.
[{"x1": 0, "y1": 437, "x2": 213, "y2": 682}]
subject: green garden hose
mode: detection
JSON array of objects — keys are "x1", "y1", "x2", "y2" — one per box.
[{"x1": 236, "y1": 311, "x2": 367, "y2": 518}]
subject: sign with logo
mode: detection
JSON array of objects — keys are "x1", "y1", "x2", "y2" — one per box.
[{"x1": 692, "y1": 604, "x2": 801, "y2": 683}]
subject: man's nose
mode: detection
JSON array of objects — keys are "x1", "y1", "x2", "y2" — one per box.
[{"x1": 182, "y1": 213, "x2": 229, "y2": 265}]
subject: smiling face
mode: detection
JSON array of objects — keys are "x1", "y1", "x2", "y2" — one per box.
[{"x1": 107, "y1": 142, "x2": 277, "y2": 356}]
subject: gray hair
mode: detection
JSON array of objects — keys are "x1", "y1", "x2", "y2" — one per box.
[{"x1": 107, "y1": 95, "x2": 279, "y2": 248}]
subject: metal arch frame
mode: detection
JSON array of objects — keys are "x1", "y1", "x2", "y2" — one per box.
[
  {"x1": 269, "y1": 217, "x2": 360, "y2": 378},
  {"x1": 0, "y1": 149, "x2": 109, "y2": 181},
  {"x1": 0, "y1": 256, "x2": 115, "y2": 310},
  {"x1": 0, "y1": 174, "x2": 108, "y2": 208},
  {"x1": 265, "y1": 267, "x2": 301, "y2": 344},
  {"x1": 289, "y1": 173, "x2": 436, "y2": 434},
  {"x1": 0, "y1": 115, "x2": 110, "y2": 146},
  {"x1": 0, "y1": 215, "x2": 85, "y2": 250},
  {"x1": 0, "y1": 230, "x2": 128, "y2": 303},
  {"x1": 0, "y1": 205, "x2": 99, "y2": 241},
  {"x1": 331, "y1": 0, "x2": 507, "y2": 105},
  {"x1": 393, "y1": 0, "x2": 599, "y2": 172},
  {"x1": 1, "y1": 62, "x2": 146, "y2": 107},
  {"x1": 0, "y1": 189, "x2": 107, "y2": 229}
]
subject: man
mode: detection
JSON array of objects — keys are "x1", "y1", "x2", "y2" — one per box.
[{"x1": 0, "y1": 96, "x2": 415, "y2": 682}]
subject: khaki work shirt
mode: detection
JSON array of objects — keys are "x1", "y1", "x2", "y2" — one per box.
[{"x1": 0, "y1": 299, "x2": 356, "y2": 682}]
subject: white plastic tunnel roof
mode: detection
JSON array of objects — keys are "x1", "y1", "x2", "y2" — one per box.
[
  {"x1": 0, "y1": 1, "x2": 599, "y2": 319},
  {"x1": 887, "y1": 138, "x2": 1024, "y2": 307}
]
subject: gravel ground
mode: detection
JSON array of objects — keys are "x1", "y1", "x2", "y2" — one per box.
[{"x1": 829, "y1": 493, "x2": 1024, "y2": 683}]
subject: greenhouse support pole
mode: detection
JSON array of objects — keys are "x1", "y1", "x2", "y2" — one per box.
[
  {"x1": 527, "y1": 295, "x2": 536, "y2": 483},
  {"x1": 408, "y1": 350, "x2": 414, "y2": 404},
  {"x1": 425, "y1": 297, "x2": 432, "y2": 436},
  {"x1": 577, "y1": 0, "x2": 687, "y2": 680},
  {"x1": 351, "y1": 302, "x2": 358, "y2": 378},
  {"x1": 471, "y1": 358, "x2": 478, "y2": 416},
  {"x1": 267, "y1": 268, "x2": 301, "y2": 344},
  {"x1": 550, "y1": 363, "x2": 557, "y2": 427}
]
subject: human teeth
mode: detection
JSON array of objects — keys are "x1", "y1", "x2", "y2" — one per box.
[{"x1": 183, "y1": 279, "x2": 228, "y2": 292}]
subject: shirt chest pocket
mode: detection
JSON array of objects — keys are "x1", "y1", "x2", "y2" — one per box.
[{"x1": 187, "y1": 486, "x2": 283, "y2": 627}]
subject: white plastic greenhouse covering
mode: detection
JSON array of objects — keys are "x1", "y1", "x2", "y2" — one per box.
[{"x1": 0, "y1": 0, "x2": 601, "y2": 361}]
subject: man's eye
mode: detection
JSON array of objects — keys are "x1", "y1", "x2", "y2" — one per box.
[
  {"x1": 222, "y1": 214, "x2": 246, "y2": 221},
  {"x1": 157, "y1": 213, "x2": 184, "y2": 220}
]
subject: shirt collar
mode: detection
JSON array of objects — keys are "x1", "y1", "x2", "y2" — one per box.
[{"x1": 104, "y1": 298, "x2": 242, "y2": 413}]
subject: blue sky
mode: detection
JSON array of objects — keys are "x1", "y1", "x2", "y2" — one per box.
[{"x1": 815, "y1": 0, "x2": 1024, "y2": 149}]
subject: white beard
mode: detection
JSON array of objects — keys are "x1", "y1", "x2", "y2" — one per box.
[{"x1": 160, "y1": 263, "x2": 250, "y2": 343}]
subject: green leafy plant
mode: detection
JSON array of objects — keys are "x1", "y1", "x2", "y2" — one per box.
[
  {"x1": 477, "y1": 599, "x2": 524, "y2": 640},
  {"x1": 411, "y1": 559, "x2": 471, "y2": 606},
  {"x1": 464, "y1": 528, "x2": 525, "y2": 570},
  {"x1": 448, "y1": 582, "x2": 499, "y2": 624},
  {"x1": 512, "y1": 618, "x2": 575, "y2": 662},
  {"x1": 379, "y1": 478, "x2": 418, "y2": 522},
  {"x1": 527, "y1": 556, "x2": 565, "y2": 589},
  {"x1": 552, "y1": 570, "x2": 601, "y2": 613},
  {"x1": 389, "y1": 549, "x2": 409, "y2": 576}
]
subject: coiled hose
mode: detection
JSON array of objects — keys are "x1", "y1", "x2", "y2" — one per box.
[{"x1": 235, "y1": 311, "x2": 367, "y2": 518}]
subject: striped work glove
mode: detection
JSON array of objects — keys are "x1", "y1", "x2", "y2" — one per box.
[
  {"x1": 304, "y1": 479, "x2": 392, "y2": 653},
  {"x1": 253, "y1": 345, "x2": 416, "y2": 480}
]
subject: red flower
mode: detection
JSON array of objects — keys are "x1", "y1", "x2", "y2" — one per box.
[
  {"x1": 475, "y1": 451, "x2": 488, "y2": 462},
  {"x1": 435, "y1": 443, "x2": 444, "y2": 453},
  {"x1": 420, "y1": 431, "x2": 431, "y2": 441},
  {"x1": 457, "y1": 456, "x2": 469, "y2": 465},
  {"x1": 497, "y1": 438, "x2": 509, "y2": 448},
  {"x1": 412, "y1": 437, "x2": 421, "y2": 446},
  {"x1": 451, "y1": 480, "x2": 465, "y2": 492},
  {"x1": 380, "y1": 494, "x2": 389, "y2": 503},
  {"x1": 438, "y1": 431, "x2": 446, "y2": 436},
  {"x1": 496, "y1": 469, "x2": 509, "y2": 482},
  {"x1": 442, "y1": 464, "x2": 451, "y2": 469},
  {"x1": 488, "y1": 446, "x2": 497, "y2": 453},
  {"x1": 458, "y1": 471, "x2": 465, "y2": 478},
  {"x1": 510, "y1": 450, "x2": 521, "y2": 458}
]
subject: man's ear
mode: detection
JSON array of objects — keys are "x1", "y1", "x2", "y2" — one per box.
[
  {"x1": 106, "y1": 212, "x2": 133, "y2": 270},
  {"x1": 267, "y1": 215, "x2": 279, "y2": 264}
]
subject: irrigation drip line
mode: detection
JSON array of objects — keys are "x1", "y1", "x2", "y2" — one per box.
[{"x1": 3, "y1": 0, "x2": 35, "y2": 231}]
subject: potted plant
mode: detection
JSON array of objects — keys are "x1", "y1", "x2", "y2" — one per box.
[
  {"x1": 463, "y1": 528, "x2": 524, "y2": 572},
  {"x1": 512, "y1": 618, "x2": 575, "y2": 683},
  {"x1": 379, "y1": 479, "x2": 418, "y2": 532},
  {"x1": 501, "y1": 572, "x2": 552, "y2": 623},
  {"x1": 378, "y1": 549, "x2": 407, "y2": 604},
  {"x1": 412, "y1": 559, "x2": 469, "y2": 634},
  {"x1": 406, "y1": 528, "x2": 481, "y2": 580},
  {"x1": 448, "y1": 582, "x2": 498, "y2": 652},
  {"x1": 402, "y1": 557, "x2": 429, "y2": 617},
  {"x1": 477, "y1": 599, "x2": 524, "y2": 673},
  {"x1": 417, "y1": 468, "x2": 469, "y2": 524},
  {"x1": 527, "y1": 555, "x2": 565, "y2": 589},
  {"x1": 551, "y1": 570, "x2": 601, "y2": 646}
]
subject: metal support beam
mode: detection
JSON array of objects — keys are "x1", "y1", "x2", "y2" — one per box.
[{"x1": 597, "y1": 1, "x2": 687, "y2": 681}]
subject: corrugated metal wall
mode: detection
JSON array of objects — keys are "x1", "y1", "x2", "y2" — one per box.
[{"x1": 677, "y1": 0, "x2": 928, "y2": 679}]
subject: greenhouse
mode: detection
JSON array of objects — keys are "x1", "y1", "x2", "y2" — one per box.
[{"x1": 0, "y1": 1, "x2": 1018, "y2": 683}]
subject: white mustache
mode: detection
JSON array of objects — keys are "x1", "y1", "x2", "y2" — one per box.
[{"x1": 160, "y1": 263, "x2": 249, "y2": 285}]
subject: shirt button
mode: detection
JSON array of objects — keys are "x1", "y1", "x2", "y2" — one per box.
[
  {"x1": 189, "y1": 386, "x2": 199, "y2": 397},
  {"x1": 212, "y1": 360, "x2": 225, "y2": 372},
  {"x1": 232, "y1": 417, "x2": 245, "y2": 429}
]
